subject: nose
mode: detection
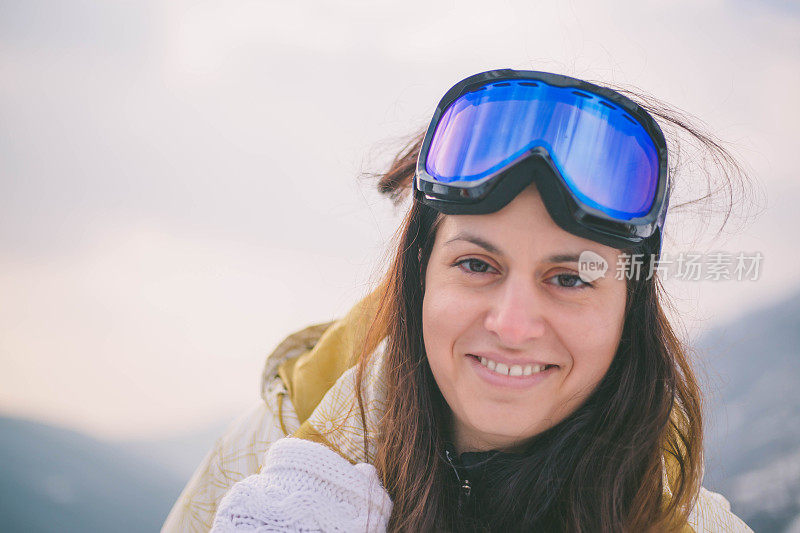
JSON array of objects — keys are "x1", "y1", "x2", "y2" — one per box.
[{"x1": 483, "y1": 276, "x2": 547, "y2": 347}]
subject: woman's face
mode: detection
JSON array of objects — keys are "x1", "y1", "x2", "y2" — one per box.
[{"x1": 422, "y1": 183, "x2": 628, "y2": 453}]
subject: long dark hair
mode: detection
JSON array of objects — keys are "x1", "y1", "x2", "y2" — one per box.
[{"x1": 352, "y1": 82, "x2": 756, "y2": 532}]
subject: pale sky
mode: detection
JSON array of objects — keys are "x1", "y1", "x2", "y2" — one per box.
[{"x1": 1, "y1": 0, "x2": 798, "y2": 440}]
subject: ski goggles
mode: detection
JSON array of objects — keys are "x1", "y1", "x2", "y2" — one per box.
[{"x1": 414, "y1": 69, "x2": 670, "y2": 256}]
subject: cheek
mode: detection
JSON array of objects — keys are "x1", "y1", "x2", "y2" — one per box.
[
  {"x1": 421, "y1": 266, "x2": 480, "y2": 374},
  {"x1": 421, "y1": 282, "x2": 461, "y2": 361},
  {"x1": 561, "y1": 298, "x2": 626, "y2": 384},
  {"x1": 422, "y1": 290, "x2": 456, "y2": 398}
]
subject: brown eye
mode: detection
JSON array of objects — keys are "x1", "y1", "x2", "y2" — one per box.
[
  {"x1": 455, "y1": 258, "x2": 495, "y2": 275},
  {"x1": 548, "y1": 273, "x2": 591, "y2": 289}
]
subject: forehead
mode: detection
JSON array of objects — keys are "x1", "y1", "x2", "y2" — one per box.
[{"x1": 434, "y1": 194, "x2": 622, "y2": 265}]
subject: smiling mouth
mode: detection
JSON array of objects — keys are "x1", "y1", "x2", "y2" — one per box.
[{"x1": 467, "y1": 354, "x2": 558, "y2": 377}]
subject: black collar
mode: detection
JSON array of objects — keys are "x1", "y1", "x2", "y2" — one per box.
[{"x1": 443, "y1": 441, "x2": 527, "y2": 477}]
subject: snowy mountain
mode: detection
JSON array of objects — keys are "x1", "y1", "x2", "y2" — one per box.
[
  {"x1": 700, "y1": 288, "x2": 800, "y2": 532},
  {"x1": 0, "y1": 416, "x2": 185, "y2": 532}
]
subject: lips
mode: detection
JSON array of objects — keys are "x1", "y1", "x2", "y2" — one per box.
[
  {"x1": 465, "y1": 353, "x2": 558, "y2": 388},
  {"x1": 467, "y1": 352, "x2": 559, "y2": 369},
  {"x1": 468, "y1": 354, "x2": 556, "y2": 376}
]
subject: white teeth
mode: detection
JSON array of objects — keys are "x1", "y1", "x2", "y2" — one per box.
[{"x1": 474, "y1": 355, "x2": 552, "y2": 377}]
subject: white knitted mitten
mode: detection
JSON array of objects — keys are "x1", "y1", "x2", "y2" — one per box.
[{"x1": 210, "y1": 436, "x2": 393, "y2": 532}]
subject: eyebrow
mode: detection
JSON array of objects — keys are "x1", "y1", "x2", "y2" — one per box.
[
  {"x1": 444, "y1": 232, "x2": 582, "y2": 264},
  {"x1": 445, "y1": 232, "x2": 503, "y2": 256}
]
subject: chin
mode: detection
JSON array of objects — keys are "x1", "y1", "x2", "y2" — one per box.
[{"x1": 465, "y1": 413, "x2": 545, "y2": 448}]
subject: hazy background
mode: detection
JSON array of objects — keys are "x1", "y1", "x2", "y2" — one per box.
[{"x1": 1, "y1": 0, "x2": 799, "y2": 530}]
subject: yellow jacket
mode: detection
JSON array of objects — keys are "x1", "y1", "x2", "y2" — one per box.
[{"x1": 162, "y1": 285, "x2": 752, "y2": 532}]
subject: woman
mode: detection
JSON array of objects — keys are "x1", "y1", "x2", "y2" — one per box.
[{"x1": 164, "y1": 69, "x2": 753, "y2": 532}]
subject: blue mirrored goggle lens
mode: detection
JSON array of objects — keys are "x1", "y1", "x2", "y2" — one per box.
[{"x1": 425, "y1": 80, "x2": 660, "y2": 220}]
